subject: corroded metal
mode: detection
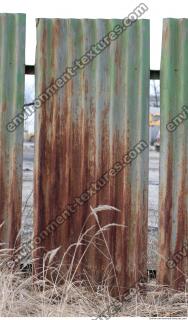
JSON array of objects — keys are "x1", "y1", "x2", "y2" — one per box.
[
  {"x1": 158, "y1": 19, "x2": 188, "y2": 290},
  {"x1": 0, "y1": 14, "x2": 26, "y2": 247},
  {"x1": 34, "y1": 18, "x2": 150, "y2": 297}
]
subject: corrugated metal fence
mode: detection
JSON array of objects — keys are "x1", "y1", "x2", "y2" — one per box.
[
  {"x1": 34, "y1": 18, "x2": 150, "y2": 296},
  {"x1": 0, "y1": 14, "x2": 25, "y2": 248},
  {"x1": 158, "y1": 18, "x2": 188, "y2": 290},
  {"x1": 0, "y1": 16, "x2": 187, "y2": 296}
]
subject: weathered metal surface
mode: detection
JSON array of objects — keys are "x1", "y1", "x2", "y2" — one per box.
[
  {"x1": 0, "y1": 14, "x2": 26, "y2": 248},
  {"x1": 158, "y1": 19, "x2": 188, "y2": 290},
  {"x1": 34, "y1": 18, "x2": 150, "y2": 297}
]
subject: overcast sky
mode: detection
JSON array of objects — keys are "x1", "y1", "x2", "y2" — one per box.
[{"x1": 1, "y1": 0, "x2": 188, "y2": 68}]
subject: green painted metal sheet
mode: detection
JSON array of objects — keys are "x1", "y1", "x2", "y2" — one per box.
[
  {"x1": 158, "y1": 19, "x2": 188, "y2": 290},
  {"x1": 34, "y1": 18, "x2": 150, "y2": 297},
  {"x1": 0, "y1": 14, "x2": 26, "y2": 248}
]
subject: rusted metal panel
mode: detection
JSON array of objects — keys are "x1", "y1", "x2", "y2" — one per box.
[
  {"x1": 0, "y1": 14, "x2": 26, "y2": 248},
  {"x1": 158, "y1": 19, "x2": 188, "y2": 290},
  {"x1": 34, "y1": 18, "x2": 150, "y2": 297}
]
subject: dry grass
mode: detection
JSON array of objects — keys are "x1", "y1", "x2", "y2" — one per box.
[
  {"x1": 0, "y1": 268, "x2": 187, "y2": 317},
  {"x1": 0, "y1": 206, "x2": 187, "y2": 317}
]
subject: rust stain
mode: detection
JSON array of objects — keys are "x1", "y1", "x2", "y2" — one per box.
[
  {"x1": 34, "y1": 19, "x2": 150, "y2": 297},
  {"x1": 0, "y1": 14, "x2": 25, "y2": 251},
  {"x1": 158, "y1": 18, "x2": 188, "y2": 290},
  {"x1": 158, "y1": 145, "x2": 173, "y2": 285}
]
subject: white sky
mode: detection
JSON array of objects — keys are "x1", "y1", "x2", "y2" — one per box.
[{"x1": 1, "y1": 0, "x2": 188, "y2": 68}]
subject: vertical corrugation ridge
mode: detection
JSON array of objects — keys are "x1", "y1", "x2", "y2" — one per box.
[
  {"x1": 82, "y1": 19, "x2": 98, "y2": 280},
  {"x1": 95, "y1": 19, "x2": 114, "y2": 286},
  {"x1": 158, "y1": 18, "x2": 188, "y2": 290},
  {"x1": 113, "y1": 19, "x2": 128, "y2": 296},
  {"x1": 9, "y1": 14, "x2": 25, "y2": 247},
  {"x1": 158, "y1": 19, "x2": 177, "y2": 285},
  {"x1": 0, "y1": 14, "x2": 25, "y2": 248},
  {"x1": 134, "y1": 20, "x2": 149, "y2": 282},
  {"x1": 68, "y1": 19, "x2": 85, "y2": 271}
]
